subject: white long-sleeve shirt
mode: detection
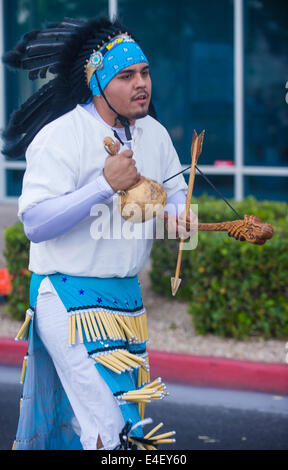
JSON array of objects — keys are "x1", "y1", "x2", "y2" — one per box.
[{"x1": 18, "y1": 104, "x2": 187, "y2": 277}]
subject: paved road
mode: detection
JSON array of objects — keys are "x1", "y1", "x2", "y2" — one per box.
[{"x1": 1, "y1": 365, "x2": 287, "y2": 451}]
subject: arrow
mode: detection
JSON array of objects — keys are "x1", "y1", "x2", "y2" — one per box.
[{"x1": 171, "y1": 130, "x2": 205, "y2": 296}]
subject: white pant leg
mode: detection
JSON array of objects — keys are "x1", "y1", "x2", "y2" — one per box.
[{"x1": 34, "y1": 286, "x2": 125, "y2": 450}]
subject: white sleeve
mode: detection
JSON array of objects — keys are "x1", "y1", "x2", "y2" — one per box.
[
  {"x1": 22, "y1": 174, "x2": 115, "y2": 243},
  {"x1": 165, "y1": 189, "x2": 187, "y2": 216},
  {"x1": 18, "y1": 119, "x2": 79, "y2": 223}
]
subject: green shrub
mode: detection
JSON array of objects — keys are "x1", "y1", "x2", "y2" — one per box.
[
  {"x1": 2, "y1": 195, "x2": 288, "y2": 339},
  {"x1": 3, "y1": 222, "x2": 31, "y2": 321},
  {"x1": 150, "y1": 195, "x2": 288, "y2": 340}
]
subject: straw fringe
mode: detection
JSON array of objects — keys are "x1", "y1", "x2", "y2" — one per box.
[
  {"x1": 119, "y1": 377, "x2": 167, "y2": 403},
  {"x1": 20, "y1": 355, "x2": 28, "y2": 384},
  {"x1": 15, "y1": 309, "x2": 34, "y2": 341},
  {"x1": 127, "y1": 421, "x2": 176, "y2": 450},
  {"x1": 92, "y1": 348, "x2": 149, "y2": 378},
  {"x1": 68, "y1": 308, "x2": 148, "y2": 346}
]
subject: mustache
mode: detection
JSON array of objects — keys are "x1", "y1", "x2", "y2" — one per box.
[{"x1": 131, "y1": 91, "x2": 149, "y2": 101}]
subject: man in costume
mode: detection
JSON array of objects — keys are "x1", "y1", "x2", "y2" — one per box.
[{"x1": 3, "y1": 16, "x2": 194, "y2": 450}]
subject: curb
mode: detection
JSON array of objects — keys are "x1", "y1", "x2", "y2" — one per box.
[
  {"x1": 0, "y1": 337, "x2": 287, "y2": 395},
  {"x1": 149, "y1": 350, "x2": 288, "y2": 395},
  {"x1": 0, "y1": 337, "x2": 28, "y2": 366}
]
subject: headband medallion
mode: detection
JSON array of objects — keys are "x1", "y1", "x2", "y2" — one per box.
[
  {"x1": 85, "y1": 34, "x2": 134, "y2": 86},
  {"x1": 85, "y1": 50, "x2": 104, "y2": 85}
]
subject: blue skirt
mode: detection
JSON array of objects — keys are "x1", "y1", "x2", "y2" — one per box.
[{"x1": 13, "y1": 273, "x2": 170, "y2": 450}]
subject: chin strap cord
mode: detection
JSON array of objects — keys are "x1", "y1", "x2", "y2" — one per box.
[{"x1": 95, "y1": 72, "x2": 132, "y2": 144}]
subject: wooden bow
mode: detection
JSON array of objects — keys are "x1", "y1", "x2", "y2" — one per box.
[
  {"x1": 171, "y1": 130, "x2": 205, "y2": 295},
  {"x1": 170, "y1": 130, "x2": 274, "y2": 296}
]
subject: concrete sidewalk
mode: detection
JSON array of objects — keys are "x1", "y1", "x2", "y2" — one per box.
[{"x1": 0, "y1": 337, "x2": 287, "y2": 395}]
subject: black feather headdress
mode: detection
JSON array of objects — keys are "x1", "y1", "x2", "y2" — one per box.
[{"x1": 2, "y1": 16, "x2": 156, "y2": 159}]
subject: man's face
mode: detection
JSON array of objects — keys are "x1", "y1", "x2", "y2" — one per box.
[{"x1": 103, "y1": 62, "x2": 152, "y2": 122}]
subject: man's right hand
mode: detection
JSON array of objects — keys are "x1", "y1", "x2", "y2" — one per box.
[{"x1": 103, "y1": 146, "x2": 141, "y2": 192}]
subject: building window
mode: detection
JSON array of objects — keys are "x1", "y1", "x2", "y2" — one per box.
[
  {"x1": 244, "y1": 0, "x2": 288, "y2": 168},
  {"x1": 244, "y1": 175, "x2": 288, "y2": 201},
  {"x1": 5, "y1": 169, "x2": 25, "y2": 197},
  {"x1": 192, "y1": 174, "x2": 235, "y2": 199},
  {"x1": 119, "y1": 0, "x2": 234, "y2": 170}
]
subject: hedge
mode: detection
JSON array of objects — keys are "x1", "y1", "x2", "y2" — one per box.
[
  {"x1": 3, "y1": 222, "x2": 31, "y2": 321},
  {"x1": 2, "y1": 195, "x2": 288, "y2": 340},
  {"x1": 150, "y1": 195, "x2": 288, "y2": 340}
]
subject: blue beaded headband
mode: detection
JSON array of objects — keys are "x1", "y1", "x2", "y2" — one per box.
[{"x1": 85, "y1": 34, "x2": 149, "y2": 96}]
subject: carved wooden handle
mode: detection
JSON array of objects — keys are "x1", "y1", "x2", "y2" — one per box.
[
  {"x1": 164, "y1": 213, "x2": 274, "y2": 245},
  {"x1": 104, "y1": 136, "x2": 118, "y2": 156},
  {"x1": 197, "y1": 215, "x2": 273, "y2": 245}
]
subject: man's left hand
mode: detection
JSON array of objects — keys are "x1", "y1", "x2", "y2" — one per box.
[{"x1": 163, "y1": 210, "x2": 198, "y2": 240}]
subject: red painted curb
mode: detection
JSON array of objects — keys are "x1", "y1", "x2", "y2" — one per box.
[
  {"x1": 0, "y1": 337, "x2": 28, "y2": 365},
  {"x1": 0, "y1": 338, "x2": 287, "y2": 395},
  {"x1": 148, "y1": 350, "x2": 288, "y2": 395}
]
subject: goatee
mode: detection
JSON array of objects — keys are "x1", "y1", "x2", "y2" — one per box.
[{"x1": 131, "y1": 109, "x2": 149, "y2": 120}]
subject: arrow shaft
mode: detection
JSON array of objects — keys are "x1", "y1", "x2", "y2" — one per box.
[
  {"x1": 172, "y1": 132, "x2": 201, "y2": 295},
  {"x1": 174, "y1": 238, "x2": 184, "y2": 283}
]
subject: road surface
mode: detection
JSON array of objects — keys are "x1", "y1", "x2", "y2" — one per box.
[{"x1": 0, "y1": 365, "x2": 287, "y2": 450}]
